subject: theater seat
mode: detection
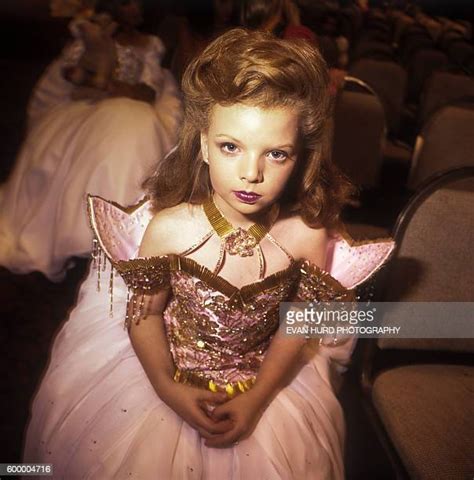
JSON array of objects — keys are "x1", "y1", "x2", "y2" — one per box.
[{"x1": 359, "y1": 168, "x2": 474, "y2": 479}]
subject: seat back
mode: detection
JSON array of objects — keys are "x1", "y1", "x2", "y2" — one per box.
[
  {"x1": 379, "y1": 168, "x2": 474, "y2": 352},
  {"x1": 408, "y1": 104, "x2": 474, "y2": 189},
  {"x1": 332, "y1": 78, "x2": 386, "y2": 188},
  {"x1": 400, "y1": 27, "x2": 434, "y2": 66},
  {"x1": 406, "y1": 48, "x2": 450, "y2": 102},
  {"x1": 350, "y1": 59, "x2": 407, "y2": 134},
  {"x1": 317, "y1": 35, "x2": 339, "y2": 68},
  {"x1": 447, "y1": 40, "x2": 474, "y2": 69},
  {"x1": 352, "y1": 40, "x2": 394, "y2": 62},
  {"x1": 419, "y1": 72, "x2": 474, "y2": 127}
]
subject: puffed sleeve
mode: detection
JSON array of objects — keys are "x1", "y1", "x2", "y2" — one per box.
[
  {"x1": 296, "y1": 234, "x2": 395, "y2": 377},
  {"x1": 295, "y1": 260, "x2": 357, "y2": 377},
  {"x1": 295, "y1": 261, "x2": 355, "y2": 303},
  {"x1": 115, "y1": 257, "x2": 170, "y2": 295}
]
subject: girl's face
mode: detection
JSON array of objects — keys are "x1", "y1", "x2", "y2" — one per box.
[{"x1": 201, "y1": 103, "x2": 299, "y2": 224}]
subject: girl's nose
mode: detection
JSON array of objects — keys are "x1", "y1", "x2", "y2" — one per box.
[{"x1": 239, "y1": 154, "x2": 263, "y2": 183}]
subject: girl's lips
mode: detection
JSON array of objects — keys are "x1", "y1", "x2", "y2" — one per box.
[{"x1": 233, "y1": 191, "x2": 262, "y2": 204}]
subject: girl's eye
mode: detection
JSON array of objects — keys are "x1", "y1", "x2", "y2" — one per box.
[
  {"x1": 268, "y1": 150, "x2": 288, "y2": 162},
  {"x1": 221, "y1": 142, "x2": 239, "y2": 154}
]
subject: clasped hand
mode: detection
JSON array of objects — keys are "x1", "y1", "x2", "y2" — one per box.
[{"x1": 164, "y1": 382, "x2": 266, "y2": 448}]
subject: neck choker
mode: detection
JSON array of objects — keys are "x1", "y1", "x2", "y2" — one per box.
[{"x1": 203, "y1": 197, "x2": 278, "y2": 258}]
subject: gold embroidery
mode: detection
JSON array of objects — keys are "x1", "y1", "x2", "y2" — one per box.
[
  {"x1": 297, "y1": 260, "x2": 354, "y2": 302},
  {"x1": 116, "y1": 256, "x2": 170, "y2": 294}
]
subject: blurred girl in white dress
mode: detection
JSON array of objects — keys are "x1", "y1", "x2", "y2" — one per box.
[{"x1": 0, "y1": 0, "x2": 182, "y2": 281}]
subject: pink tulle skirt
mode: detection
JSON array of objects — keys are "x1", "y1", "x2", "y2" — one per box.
[{"x1": 23, "y1": 262, "x2": 349, "y2": 479}]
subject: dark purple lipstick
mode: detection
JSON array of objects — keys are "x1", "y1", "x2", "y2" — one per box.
[{"x1": 234, "y1": 191, "x2": 262, "y2": 204}]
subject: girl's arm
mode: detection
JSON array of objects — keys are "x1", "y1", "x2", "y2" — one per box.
[
  {"x1": 128, "y1": 294, "x2": 232, "y2": 438},
  {"x1": 127, "y1": 289, "x2": 175, "y2": 396},
  {"x1": 127, "y1": 216, "x2": 233, "y2": 438},
  {"x1": 246, "y1": 224, "x2": 328, "y2": 407},
  {"x1": 206, "y1": 335, "x2": 308, "y2": 448}
]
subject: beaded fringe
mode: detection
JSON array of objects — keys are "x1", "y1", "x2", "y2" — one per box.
[
  {"x1": 92, "y1": 236, "x2": 138, "y2": 330},
  {"x1": 123, "y1": 293, "x2": 147, "y2": 330}
]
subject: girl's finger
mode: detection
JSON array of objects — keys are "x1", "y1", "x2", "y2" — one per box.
[
  {"x1": 210, "y1": 404, "x2": 232, "y2": 421},
  {"x1": 187, "y1": 419, "x2": 218, "y2": 439},
  {"x1": 192, "y1": 408, "x2": 234, "y2": 435},
  {"x1": 197, "y1": 391, "x2": 228, "y2": 404},
  {"x1": 204, "y1": 428, "x2": 242, "y2": 448},
  {"x1": 196, "y1": 428, "x2": 215, "y2": 440}
]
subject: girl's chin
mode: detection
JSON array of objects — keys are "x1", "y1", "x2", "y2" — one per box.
[
  {"x1": 230, "y1": 199, "x2": 275, "y2": 220},
  {"x1": 214, "y1": 193, "x2": 274, "y2": 221}
]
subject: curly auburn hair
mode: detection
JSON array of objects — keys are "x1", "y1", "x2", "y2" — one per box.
[{"x1": 145, "y1": 28, "x2": 353, "y2": 228}]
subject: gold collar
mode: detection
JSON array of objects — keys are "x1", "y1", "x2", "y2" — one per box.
[{"x1": 203, "y1": 197, "x2": 278, "y2": 257}]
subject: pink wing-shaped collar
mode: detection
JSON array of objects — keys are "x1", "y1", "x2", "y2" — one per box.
[
  {"x1": 88, "y1": 195, "x2": 153, "y2": 262},
  {"x1": 88, "y1": 195, "x2": 395, "y2": 287},
  {"x1": 325, "y1": 233, "x2": 394, "y2": 290}
]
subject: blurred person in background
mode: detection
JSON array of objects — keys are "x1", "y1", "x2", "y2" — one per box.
[{"x1": 0, "y1": 0, "x2": 182, "y2": 281}]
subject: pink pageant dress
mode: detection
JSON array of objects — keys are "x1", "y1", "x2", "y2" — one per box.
[
  {"x1": 23, "y1": 196, "x2": 394, "y2": 479},
  {"x1": 0, "y1": 35, "x2": 182, "y2": 281}
]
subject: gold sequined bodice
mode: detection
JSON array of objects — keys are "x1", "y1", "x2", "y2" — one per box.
[
  {"x1": 117, "y1": 253, "x2": 351, "y2": 395},
  {"x1": 87, "y1": 195, "x2": 394, "y2": 396}
]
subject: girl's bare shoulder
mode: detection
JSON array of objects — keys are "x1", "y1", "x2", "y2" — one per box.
[
  {"x1": 272, "y1": 215, "x2": 329, "y2": 266},
  {"x1": 139, "y1": 203, "x2": 208, "y2": 257}
]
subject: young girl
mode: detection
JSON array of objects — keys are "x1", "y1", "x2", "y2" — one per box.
[
  {"x1": 23, "y1": 29, "x2": 394, "y2": 478},
  {"x1": 0, "y1": 0, "x2": 182, "y2": 281}
]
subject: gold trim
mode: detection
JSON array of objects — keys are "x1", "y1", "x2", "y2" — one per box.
[
  {"x1": 173, "y1": 368, "x2": 256, "y2": 397},
  {"x1": 114, "y1": 253, "x2": 298, "y2": 305},
  {"x1": 299, "y1": 260, "x2": 347, "y2": 293},
  {"x1": 203, "y1": 198, "x2": 234, "y2": 238},
  {"x1": 168, "y1": 255, "x2": 299, "y2": 307},
  {"x1": 115, "y1": 252, "x2": 359, "y2": 310},
  {"x1": 203, "y1": 197, "x2": 279, "y2": 249},
  {"x1": 87, "y1": 194, "x2": 150, "y2": 263},
  {"x1": 87, "y1": 193, "x2": 149, "y2": 216},
  {"x1": 266, "y1": 232, "x2": 294, "y2": 263},
  {"x1": 337, "y1": 225, "x2": 394, "y2": 246}
]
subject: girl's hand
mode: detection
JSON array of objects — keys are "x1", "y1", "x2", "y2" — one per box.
[
  {"x1": 204, "y1": 390, "x2": 267, "y2": 448},
  {"x1": 160, "y1": 381, "x2": 234, "y2": 439}
]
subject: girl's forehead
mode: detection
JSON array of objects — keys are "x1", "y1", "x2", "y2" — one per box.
[
  {"x1": 206, "y1": 103, "x2": 300, "y2": 143},
  {"x1": 208, "y1": 103, "x2": 299, "y2": 126}
]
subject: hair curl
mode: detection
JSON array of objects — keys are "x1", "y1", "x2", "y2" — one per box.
[{"x1": 145, "y1": 28, "x2": 354, "y2": 228}]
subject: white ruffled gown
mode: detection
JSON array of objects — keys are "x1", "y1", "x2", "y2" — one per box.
[{"x1": 0, "y1": 36, "x2": 182, "y2": 281}]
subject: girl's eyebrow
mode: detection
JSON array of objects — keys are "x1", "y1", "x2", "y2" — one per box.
[
  {"x1": 215, "y1": 134, "x2": 241, "y2": 143},
  {"x1": 214, "y1": 134, "x2": 294, "y2": 150}
]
